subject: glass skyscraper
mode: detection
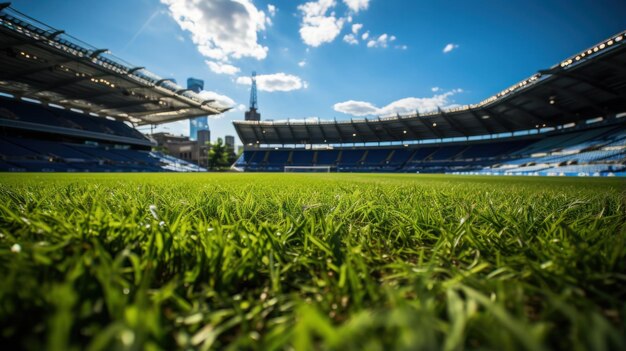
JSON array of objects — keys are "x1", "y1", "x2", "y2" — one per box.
[{"x1": 187, "y1": 78, "x2": 209, "y2": 141}]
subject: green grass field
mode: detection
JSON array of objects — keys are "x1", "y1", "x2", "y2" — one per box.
[{"x1": 0, "y1": 173, "x2": 625, "y2": 350}]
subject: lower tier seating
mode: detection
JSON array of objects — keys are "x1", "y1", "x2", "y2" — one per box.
[{"x1": 0, "y1": 137, "x2": 205, "y2": 172}]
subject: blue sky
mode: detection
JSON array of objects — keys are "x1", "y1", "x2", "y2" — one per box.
[{"x1": 9, "y1": 0, "x2": 626, "y2": 144}]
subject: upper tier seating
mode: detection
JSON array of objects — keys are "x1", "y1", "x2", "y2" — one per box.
[{"x1": 0, "y1": 98, "x2": 147, "y2": 140}]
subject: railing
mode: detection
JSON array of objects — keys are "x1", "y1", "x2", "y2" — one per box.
[{"x1": 0, "y1": 5, "x2": 216, "y2": 107}]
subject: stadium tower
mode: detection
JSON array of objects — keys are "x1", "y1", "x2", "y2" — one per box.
[
  {"x1": 245, "y1": 72, "x2": 261, "y2": 121},
  {"x1": 187, "y1": 78, "x2": 209, "y2": 141}
]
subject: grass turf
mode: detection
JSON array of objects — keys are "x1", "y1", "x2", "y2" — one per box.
[{"x1": 0, "y1": 173, "x2": 625, "y2": 350}]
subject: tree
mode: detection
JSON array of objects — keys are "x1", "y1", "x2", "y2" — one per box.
[
  {"x1": 207, "y1": 137, "x2": 230, "y2": 171},
  {"x1": 226, "y1": 146, "x2": 238, "y2": 165}
]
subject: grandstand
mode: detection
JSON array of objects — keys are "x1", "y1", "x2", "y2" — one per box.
[
  {"x1": 234, "y1": 30, "x2": 626, "y2": 176},
  {"x1": 0, "y1": 3, "x2": 229, "y2": 172}
]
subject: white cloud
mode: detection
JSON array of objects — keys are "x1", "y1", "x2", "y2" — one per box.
[
  {"x1": 333, "y1": 100, "x2": 379, "y2": 116},
  {"x1": 298, "y1": 60, "x2": 307, "y2": 67},
  {"x1": 431, "y1": 87, "x2": 440, "y2": 92},
  {"x1": 343, "y1": 0, "x2": 369, "y2": 13},
  {"x1": 267, "y1": 4, "x2": 277, "y2": 17},
  {"x1": 367, "y1": 33, "x2": 389, "y2": 48},
  {"x1": 351, "y1": 23, "x2": 363, "y2": 34},
  {"x1": 298, "y1": 0, "x2": 345, "y2": 47},
  {"x1": 265, "y1": 4, "x2": 276, "y2": 25},
  {"x1": 343, "y1": 33, "x2": 358, "y2": 45},
  {"x1": 197, "y1": 90, "x2": 236, "y2": 110},
  {"x1": 205, "y1": 60, "x2": 240, "y2": 75},
  {"x1": 363, "y1": 33, "x2": 402, "y2": 49},
  {"x1": 333, "y1": 89, "x2": 463, "y2": 116},
  {"x1": 443, "y1": 43, "x2": 459, "y2": 53},
  {"x1": 236, "y1": 73, "x2": 308, "y2": 92},
  {"x1": 161, "y1": 0, "x2": 268, "y2": 62}
]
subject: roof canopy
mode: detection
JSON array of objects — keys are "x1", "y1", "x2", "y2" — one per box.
[
  {"x1": 234, "y1": 31, "x2": 626, "y2": 145},
  {"x1": 0, "y1": 3, "x2": 230, "y2": 125}
]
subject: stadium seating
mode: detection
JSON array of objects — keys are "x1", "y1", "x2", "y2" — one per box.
[
  {"x1": 3, "y1": 93, "x2": 624, "y2": 176},
  {"x1": 365, "y1": 149, "x2": 391, "y2": 166},
  {"x1": 428, "y1": 145, "x2": 466, "y2": 160},
  {"x1": 0, "y1": 98, "x2": 205, "y2": 172},
  {"x1": 0, "y1": 135, "x2": 206, "y2": 172},
  {"x1": 340, "y1": 150, "x2": 366, "y2": 165},
  {"x1": 241, "y1": 124, "x2": 626, "y2": 176},
  {"x1": 291, "y1": 150, "x2": 315, "y2": 165},
  {"x1": 474, "y1": 126, "x2": 626, "y2": 176},
  {"x1": 316, "y1": 150, "x2": 340, "y2": 165},
  {"x1": 0, "y1": 97, "x2": 146, "y2": 140},
  {"x1": 0, "y1": 138, "x2": 42, "y2": 159}
]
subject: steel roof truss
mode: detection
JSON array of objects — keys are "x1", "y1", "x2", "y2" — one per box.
[
  {"x1": 468, "y1": 108, "x2": 495, "y2": 134},
  {"x1": 397, "y1": 116, "x2": 421, "y2": 140},
  {"x1": 438, "y1": 109, "x2": 470, "y2": 137},
  {"x1": 481, "y1": 107, "x2": 515, "y2": 133},
  {"x1": 416, "y1": 116, "x2": 444, "y2": 139}
]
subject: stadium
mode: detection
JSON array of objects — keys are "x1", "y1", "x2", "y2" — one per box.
[
  {"x1": 234, "y1": 32, "x2": 626, "y2": 176},
  {"x1": 0, "y1": 3, "x2": 228, "y2": 172},
  {"x1": 1, "y1": 1, "x2": 625, "y2": 350}
]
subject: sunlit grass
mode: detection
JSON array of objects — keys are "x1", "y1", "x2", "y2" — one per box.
[{"x1": 0, "y1": 173, "x2": 624, "y2": 350}]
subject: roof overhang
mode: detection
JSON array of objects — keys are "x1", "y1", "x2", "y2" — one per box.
[
  {"x1": 235, "y1": 31, "x2": 626, "y2": 145},
  {"x1": 0, "y1": 4, "x2": 230, "y2": 125}
]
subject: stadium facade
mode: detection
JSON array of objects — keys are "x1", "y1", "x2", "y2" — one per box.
[{"x1": 234, "y1": 31, "x2": 626, "y2": 176}]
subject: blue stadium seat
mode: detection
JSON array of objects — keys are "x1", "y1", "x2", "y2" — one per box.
[
  {"x1": 0, "y1": 97, "x2": 148, "y2": 141},
  {"x1": 429, "y1": 145, "x2": 466, "y2": 160},
  {"x1": 340, "y1": 150, "x2": 365, "y2": 165},
  {"x1": 316, "y1": 150, "x2": 339, "y2": 165},
  {"x1": 388, "y1": 149, "x2": 414, "y2": 165},
  {"x1": 267, "y1": 150, "x2": 290, "y2": 165},
  {"x1": 69, "y1": 145, "x2": 133, "y2": 162},
  {"x1": 0, "y1": 139, "x2": 42, "y2": 159},
  {"x1": 408, "y1": 147, "x2": 438, "y2": 162},
  {"x1": 292, "y1": 150, "x2": 314, "y2": 165},
  {"x1": 365, "y1": 149, "x2": 390, "y2": 164},
  {"x1": 7, "y1": 138, "x2": 90, "y2": 160}
]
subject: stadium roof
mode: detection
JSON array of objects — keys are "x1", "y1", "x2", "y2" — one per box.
[
  {"x1": 234, "y1": 30, "x2": 626, "y2": 145},
  {"x1": 0, "y1": 3, "x2": 230, "y2": 126}
]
